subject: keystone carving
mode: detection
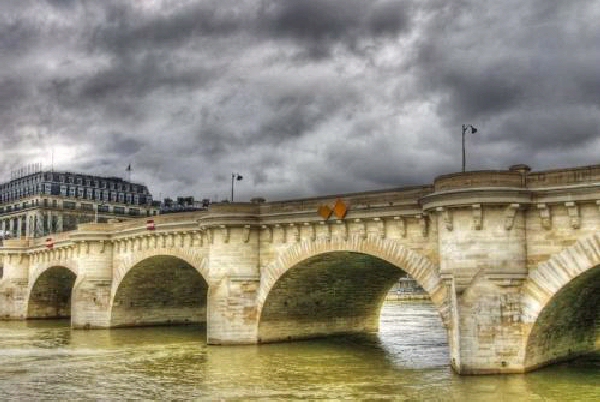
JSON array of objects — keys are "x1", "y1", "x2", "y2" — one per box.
[
  {"x1": 354, "y1": 218, "x2": 366, "y2": 239},
  {"x1": 395, "y1": 216, "x2": 407, "y2": 237},
  {"x1": 504, "y1": 204, "x2": 520, "y2": 230},
  {"x1": 417, "y1": 214, "x2": 428, "y2": 237},
  {"x1": 303, "y1": 222, "x2": 316, "y2": 241},
  {"x1": 437, "y1": 207, "x2": 453, "y2": 231},
  {"x1": 275, "y1": 224, "x2": 285, "y2": 243},
  {"x1": 219, "y1": 225, "x2": 230, "y2": 243},
  {"x1": 537, "y1": 204, "x2": 551, "y2": 230},
  {"x1": 262, "y1": 225, "x2": 273, "y2": 243},
  {"x1": 372, "y1": 217, "x2": 386, "y2": 239},
  {"x1": 242, "y1": 225, "x2": 251, "y2": 243},
  {"x1": 565, "y1": 201, "x2": 580, "y2": 229},
  {"x1": 336, "y1": 220, "x2": 348, "y2": 240},
  {"x1": 318, "y1": 221, "x2": 331, "y2": 241},
  {"x1": 288, "y1": 224, "x2": 299, "y2": 242},
  {"x1": 472, "y1": 204, "x2": 482, "y2": 230}
]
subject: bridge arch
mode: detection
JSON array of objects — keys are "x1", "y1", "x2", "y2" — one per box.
[
  {"x1": 27, "y1": 264, "x2": 78, "y2": 319},
  {"x1": 110, "y1": 253, "x2": 209, "y2": 327},
  {"x1": 522, "y1": 232, "x2": 600, "y2": 370},
  {"x1": 257, "y1": 237, "x2": 447, "y2": 343},
  {"x1": 112, "y1": 248, "x2": 208, "y2": 298}
]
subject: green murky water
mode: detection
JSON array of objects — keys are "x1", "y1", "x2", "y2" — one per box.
[{"x1": 0, "y1": 302, "x2": 598, "y2": 400}]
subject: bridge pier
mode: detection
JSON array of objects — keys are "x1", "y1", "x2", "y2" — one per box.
[
  {"x1": 206, "y1": 224, "x2": 261, "y2": 344},
  {"x1": 207, "y1": 276, "x2": 260, "y2": 344},
  {"x1": 70, "y1": 234, "x2": 114, "y2": 328},
  {"x1": 0, "y1": 240, "x2": 31, "y2": 320}
]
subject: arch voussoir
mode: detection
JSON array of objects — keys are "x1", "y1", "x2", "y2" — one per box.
[
  {"x1": 523, "y1": 231, "x2": 600, "y2": 325},
  {"x1": 258, "y1": 237, "x2": 443, "y2": 317}
]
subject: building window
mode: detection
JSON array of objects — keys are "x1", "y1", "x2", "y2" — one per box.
[
  {"x1": 69, "y1": 187, "x2": 76, "y2": 197},
  {"x1": 60, "y1": 186, "x2": 67, "y2": 196}
]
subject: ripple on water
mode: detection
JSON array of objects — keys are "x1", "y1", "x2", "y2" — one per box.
[{"x1": 0, "y1": 301, "x2": 599, "y2": 400}]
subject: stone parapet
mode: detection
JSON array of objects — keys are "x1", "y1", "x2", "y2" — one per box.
[{"x1": 435, "y1": 170, "x2": 524, "y2": 192}]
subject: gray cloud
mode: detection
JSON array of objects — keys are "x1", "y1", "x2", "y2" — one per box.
[{"x1": 0, "y1": 0, "x2": 599, "y2": 202}]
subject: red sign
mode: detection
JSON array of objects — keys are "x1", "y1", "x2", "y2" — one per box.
[
  {"x1": 45, "y1": 237, "x2": 53, "y2": 249},
  {"x1": 146, "y1": 219, "x2": 155, "y2": 231}
]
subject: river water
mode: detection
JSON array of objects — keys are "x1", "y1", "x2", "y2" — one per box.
[{"x1": 0, "y1": 301, "x2": 598, "y2": 400}]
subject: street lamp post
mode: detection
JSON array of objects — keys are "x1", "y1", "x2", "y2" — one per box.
[
  {"x1": 231, "y1": 173, "x2": 243, "y2": 202},
  {"x1": 461, "y1": 124, "x2": 478, "y2": 172}
]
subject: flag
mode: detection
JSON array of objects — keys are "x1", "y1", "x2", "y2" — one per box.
[
  {"x1": 471, "y1": 127, "x2": 478, "y2": 134},
  {"x1": 237, "y1": 175, "x2": 243, "y2": 181},
  {"x1": 126, "y1": 164, "x2": 131, "y2": 171}
]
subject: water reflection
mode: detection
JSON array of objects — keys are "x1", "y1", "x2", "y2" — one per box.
[{"x1": 0, "y1": 301, "x2": 598, "y2": 400}]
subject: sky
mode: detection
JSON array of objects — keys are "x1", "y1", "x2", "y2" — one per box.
[{"x1": 1, "y1": 0, "x2": 599, "y2": 202}]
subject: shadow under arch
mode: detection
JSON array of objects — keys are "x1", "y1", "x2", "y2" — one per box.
[
  {"x1": 27, "y1": 265, "x2": 77, "y2": 319},
  {"x1": 110, "y1": 255, "x2": 208, "y2": 327},
  {"x1": 524, "y1": 264, "x2": 600, "y2": 371},
  {"x1": 257, "y1": 251, "x2": 447, "y2": 344}
]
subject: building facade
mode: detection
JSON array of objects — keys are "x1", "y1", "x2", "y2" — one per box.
[{"x1": 0, "y1": 171, "x2": 158, "y2": 239}]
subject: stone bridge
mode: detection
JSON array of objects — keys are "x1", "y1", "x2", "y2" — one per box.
[{"x1": 2, "y1": 164, "x2": 600, "y2": 374}]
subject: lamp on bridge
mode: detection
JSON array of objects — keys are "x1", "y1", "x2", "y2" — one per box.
[
  {"x1": 461, "y1": 124, "x2": 478, "y2": 172},
  {"x1": 231, "y1": 173, "x2": 243, "y2": 202}
]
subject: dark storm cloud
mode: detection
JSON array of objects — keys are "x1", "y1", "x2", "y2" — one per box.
[
  {"x1": 90, "y1": 1, "x2": 250, "y2": 55},
  {"x1": 192, "y1": 83, "x2": 360, "y2": 162},
  {"x1": 1, "y1": 0, "x2": 600, "y2": 200},
  {"x1": 102, "y1": 132, "x2": 144, "y2": 155},
  {"x1": 78, "y1": 52, "x2": 218, "y2": 102},
  {"x1": 260, "y1": 0, "x2": 412, "y2": 58},
  {"x1": 413, "y1": 0, "x2": 600, "y2": 167}
]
